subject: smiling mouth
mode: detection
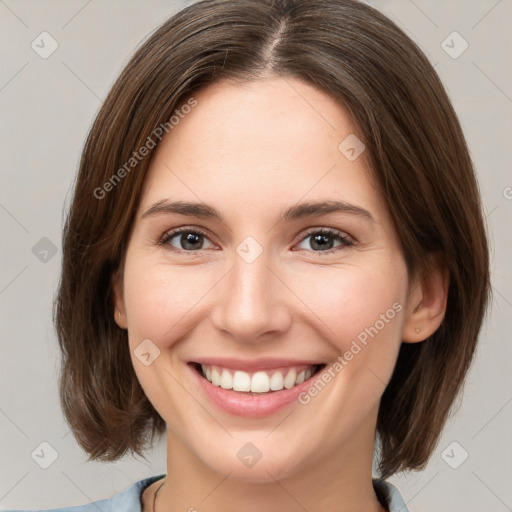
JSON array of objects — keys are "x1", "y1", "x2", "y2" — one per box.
[{"x1": 189, "y1": 362, "x2": 326, "y2": 394}]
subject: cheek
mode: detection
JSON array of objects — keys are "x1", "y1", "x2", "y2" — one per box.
[
  {"x1": 121, "y1": 255, "x2": 219, "y2": 424},
  {"x1": 122, "y1": 257, "x2": 219, "y2": 346},
  {"x1": 285, "y1": 259, "x2": 408, "y2": 446},
  {"x1": 291, "y1": 258, "x2": 408, "y2": 351}
]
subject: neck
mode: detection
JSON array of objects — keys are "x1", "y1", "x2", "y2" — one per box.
[{"x1": 154, "y1": 406, "x2": 387, "y2": 512}]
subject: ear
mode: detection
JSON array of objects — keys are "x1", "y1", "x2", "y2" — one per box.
[
  {"x1": 111, "y1": 266, "x2": 127, "y2": 330},
  {"x1": 402, "y1": 254, "x2": 449, "y2": 343}
]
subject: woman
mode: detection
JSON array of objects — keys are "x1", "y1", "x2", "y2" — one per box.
[{"x1": 9, "y1": 0, "x2": 490, "y2": 511}]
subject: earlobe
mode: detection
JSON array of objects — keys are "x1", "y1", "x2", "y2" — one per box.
[
  {"x1": 402, "y1": 256, "x2": 449, "y2": 343},
  {"x1": 111, "y1": 268, "x2": 127, "y2": 329}
]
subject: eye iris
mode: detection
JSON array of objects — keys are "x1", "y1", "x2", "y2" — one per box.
[
  {"x1": 165, "y1": 230, "x2": 347, "y2": 252},
  {"x1": 181, "y1": 232, "x2": 202, "y2": 250},
  {"x1": 310, "y1": 233, "x2": 334, "y2": 250}
]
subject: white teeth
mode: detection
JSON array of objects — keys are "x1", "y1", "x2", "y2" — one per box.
[
  {"x1": 211, "y1": 367, "x2": 221, "y2": 386},
  {"x1": 232, "y1": 370, "x2": 251, "y2": 392},
  {"x1": 250, "y1": 371, "x2": 270, "y2": 393},
  {"x1": 199, "y1": 364, "x2": 320, "y2": 393},
  {"x1": 283, "y1": 368, "x2": 297, "y2": 389},
  {"x1": 269, "y1": 371, "x2": 284, "y2": 390},
  {"x1": 220, "y1": 369, "x2": 233, "y2": 389},
  {"x1": 202, "y1": 364, "x2": 211, "y2": 381}
]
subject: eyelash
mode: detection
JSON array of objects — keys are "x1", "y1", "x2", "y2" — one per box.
[{"x1": 157, "y1": 226, "x2": 355, "y2": 256}]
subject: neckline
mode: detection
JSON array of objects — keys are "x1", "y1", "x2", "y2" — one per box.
[
  {"x1": 373, "y1": 479, "x2": 391, "y2": 512},
  {"x1": 140, "y1": 475, "x2": 392, "y2": 512},
  {"x1": 139, "y1": 474, "x2": 166, "y2": 512}
]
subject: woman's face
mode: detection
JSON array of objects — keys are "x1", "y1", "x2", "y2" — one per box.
[{"x1": 113, "y1": 76, "x2": 414, "y2": 482}]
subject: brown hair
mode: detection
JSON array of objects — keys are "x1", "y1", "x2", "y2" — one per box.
[{"x1": 54, "y1": 0, "x2": 490, "y2": 480}]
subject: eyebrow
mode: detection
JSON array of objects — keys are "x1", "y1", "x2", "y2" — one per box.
[{"x1": 141, "y1": 199, "x2": 374, "y2": 223}]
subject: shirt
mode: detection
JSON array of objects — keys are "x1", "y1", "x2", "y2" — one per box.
[{"x1": 6, "y1": 474, "x2": 409, "y2": 511}]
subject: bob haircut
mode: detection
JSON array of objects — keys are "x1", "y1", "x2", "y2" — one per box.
[{"x1": 54, "y1": 0, "x2": 490, "y2": 480}]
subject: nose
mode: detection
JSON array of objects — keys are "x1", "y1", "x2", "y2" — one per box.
[{"x1": 210, "y1": 247, "x2": 293, "y2": 344}]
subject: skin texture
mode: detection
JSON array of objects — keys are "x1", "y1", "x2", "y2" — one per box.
[{"x1": 112, "y1": 76, "x2": 448, "y2": 512}]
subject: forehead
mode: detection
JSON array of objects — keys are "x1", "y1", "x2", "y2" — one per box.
[
  {"x1": 160, "y1": 76, "x2": 359, "y2": 165},
  {"x1": 138, "y1": 76, "x2": 385, "y2": 224}
]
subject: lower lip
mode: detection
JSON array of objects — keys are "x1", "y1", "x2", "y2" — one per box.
[{"x1": 187, "y1": 363, "x2": 324, "y2": 418}]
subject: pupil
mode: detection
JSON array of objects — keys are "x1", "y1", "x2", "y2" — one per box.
[
  {"x1": 311, "y1": 234, "x2": 333, "y2": 250},
  {"x1": 182, "y1": 233, "x2": 202, "y2": 250},
  {"x1": 178, "y1": 232, "x2": 334, "y2": 251}
]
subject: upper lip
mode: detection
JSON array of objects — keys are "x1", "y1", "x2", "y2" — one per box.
[{"x1": 188, "y1": 357, "x2": 324, "y2": 372}]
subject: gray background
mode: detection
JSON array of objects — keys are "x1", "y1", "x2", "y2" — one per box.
[{"x1": 0, "y1": 0, "x2": 511, "y2": 510}]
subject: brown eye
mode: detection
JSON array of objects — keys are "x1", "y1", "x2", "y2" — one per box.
[
  {"x1": 159, "y1": 228, "x2": 215, "y2": 251},
  {"x1": 295, "y1": 228, "x2": 354, "y2": 255}
]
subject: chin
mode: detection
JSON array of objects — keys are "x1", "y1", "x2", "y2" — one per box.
[{"x1": 196, "y1": 440, "x2": 314, "y2": 484}]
